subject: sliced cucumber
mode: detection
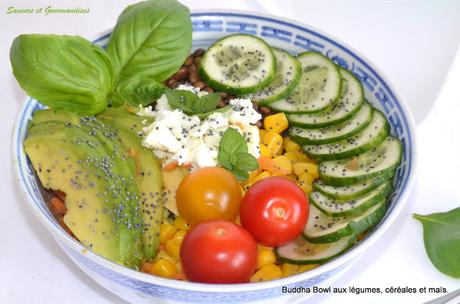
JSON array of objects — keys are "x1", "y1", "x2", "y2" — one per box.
[
  {"x1": 287, "y1": 69, "x2": 364, "y2": 128},
  {"x1": 199, "y1": 34, "x2": 276, "y2": 95},
  {"x1": 310, "y1": 182, "x2": 392, "y2": 217},
  {"x1": 319, "y1": 136, "x2": 403, "y2": 186},
  {"x1": 303, "y1": 200, "x2": 387, "y2": 243},
  {"x1": 244, "y1": 48, "x2": 301, "y2": 104},
  {"x1": 302, "y1": 111, "x2": 389, "y2": 161},
  {"x1": 269, "y1": 52, "x2": 341, "y2": 113},
  {"x1": 290, "y1": 103, "x2": 373, "y2": 145},
  {"x1": 276, "y1": 235, "x2": 355, "y2": 265},
  {"x1": 313, "y1": 175, "x2": 390, "y2": 200}
]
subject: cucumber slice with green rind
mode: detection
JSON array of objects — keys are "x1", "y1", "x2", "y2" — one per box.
[
  {"x1": 319, "y1": 136, "x2": 402, "y2": 186},
  {"x1": 303, "y1": 200, "x2": 387, "y2": 243},
  {"x1": 310, "y1": 182, "x2": 392, "y2": 217},
  {"x1": 287, "y1": 69, "x2": 364, "y2": 128},
  {"x1": 302, "y1": 111, "x2": 389, "y2": 161},
  {"x1": 199, "y1": 34, "x2": 276, "y2": 95},
  {"x1": 244, "y1": 48, "x2": 301, "y2": 104},
  {"x1": 313, "y1": 175, "x2": 391, "y2": 200},
  {"x1": 269, "y1": 52, "x2": 342, "y2": 113},
  {"x1": 290, "y1": 103, "x2": 373, "y2": 145},
  {"x1": 275, "y1": 235, "x2": 356, "y2": 265}
]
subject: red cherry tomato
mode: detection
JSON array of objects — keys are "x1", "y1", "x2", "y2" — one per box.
[
  {"x1": 180, "y1": 221, "x2": 257, "y2": 283},
  {"x1": 240, "y1": 176, "x2": 309, "y2": 247}
]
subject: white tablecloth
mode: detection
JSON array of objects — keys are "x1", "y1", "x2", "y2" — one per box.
[{"x1": 1, "y1": 1, "x2": 459, "y2": 303}]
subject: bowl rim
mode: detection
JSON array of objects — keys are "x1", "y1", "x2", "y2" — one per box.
[{"x1": 12, "y1": 9, "x2": 418, "y2": 293}]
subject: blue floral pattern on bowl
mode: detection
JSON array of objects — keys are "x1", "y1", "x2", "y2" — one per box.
[{"x1": 13, "y1": 11, "x2": 416, "y2": 304}]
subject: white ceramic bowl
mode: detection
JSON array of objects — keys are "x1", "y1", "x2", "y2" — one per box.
[{"x1": 12, "y1": 10, "x2": 417, "y2": 304}]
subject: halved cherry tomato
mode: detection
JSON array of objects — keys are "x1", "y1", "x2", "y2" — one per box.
[
  {"x1": 240, "y1": 176, "x2": 309, "y2": 247},
  {"x1": 176, "y1": 167, "x2": 242, "y2": 225},
  {"x1": 180, "y1": 220, "x2": 257, "y2": 283}
]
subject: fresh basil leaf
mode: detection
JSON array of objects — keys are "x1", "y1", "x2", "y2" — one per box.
[
  {"x1": 217, "y1": 152, "x2": 233, "y2": 171},
  {"x1": 217, "y1": 128, "x2": 259, "y2": 181},
  {"x1": 234, "y1": 153, "x2": 259, "y2": 172},
  {"x1": 219, "y1": 128, "x2": 248, "y2": 156},
  {"x1": 165, "y1": 90, "x2": 199, "y2": 115},
  {"x1": 232, "y1": 168, "x2": 249, "y2": 181},
  {"x1": 110, "y1": 75, "x2": 166, "y2": 106},
  {"x1": 197, "y1": 93, "x2": 221, "y2": 113},
  {"x1": 413, "y1": 208, "x2": 460, "y2": 278},
  {"x1": 196, "y1": 105, "x2": 231, "y2": 120},
  {"x1": 10, "y1": 34, "x2": 114, "y2": 115},
  {"x1": 107, "y1": 0, "x2": 192, "y2": 83}
]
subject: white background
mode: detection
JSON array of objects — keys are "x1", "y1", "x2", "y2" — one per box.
[{"x1": 1, "y1": 1, "x2": 459, "y2": 303}]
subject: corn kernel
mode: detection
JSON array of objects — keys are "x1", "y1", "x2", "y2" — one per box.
[
  {"x1": 259, "y1": 144, "x2": 271, "y2": 157},
  {"x1": 281, "y1": 263, "x2": 299, "y2": 277},
  {"x1": 298, "y1": 172, "x2": 316, "y2": 185},
  {"x1": 173, "y1": 217, "x2": 190, "y2": 231},
  {"x1": 264, "y1": 113, "x2": 289, "y2": 133},
  {"x1": 253, "y1": 171, "x2": 271, "y2": 183},
  {"x1": 154, "y1": 250, "x2": 177, "y2": 263},
  {"x1": 159, "y1": 221, "x2": 177, "y2": 244},
  {"x1": 286, "y1": 174, "x2": 297, "y2": 182},
  {"x1": 298, "y1": 181, "x2": 313, "y2": 194},
  {"x1": 298, "y1": 264, "x2": 319, "y2": 273},
  {"x1": 293, "y1": 162, "x2": 319, "y2": 179},
  {"x1": 172, "y1": 230, "x2": 187, "y2": 242},
  {"x1": 284, "y1": 137, "x2": 301, "y2": 152},
  {"x1": 257, "y1": 244, "x2": 273, "y2": 252},
  {"x1": 165, "y1": 230, "x2": 187, "y2": 260},
  {"x1": 144, "y1": 259, "x2": 178, "y2": 278},
  {"x1": 259, "y1": 129, "x2": 266, "y2": 141},
  {"x1": 263, "y1": 131, "x2": 283, "y2": 156},
  {"x1": 256, "y1": 250, "x2": 277, "y2": 269},
  {"x1": 250, "y1": 264, "x2": 282, "y2": 282},
  {"x1": 272, "y1": 155, "x2": 293, "y2": 175},
  {"x1": 165, "y1": 239, "x2": 181, "y2": 260},
  {"x1": 284, "y1": 150, "x2": 307, "y2": 163}
]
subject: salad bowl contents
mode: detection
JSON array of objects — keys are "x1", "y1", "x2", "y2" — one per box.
[{"x1": 12, "y1": 0, "x2": 416, "y2": 303}]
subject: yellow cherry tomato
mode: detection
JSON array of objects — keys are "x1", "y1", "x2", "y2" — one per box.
[{"x1": 176, "y1": 167, "x2": 242, "y2": 225}]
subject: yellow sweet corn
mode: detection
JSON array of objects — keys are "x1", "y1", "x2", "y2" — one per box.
[
  {"x1": 298, "y1": 264, "x2": 319, "y2": 273},
  {"x1": 173, "y1": 217, "x2": 190, "y2": 231},
  {"x1": 281, "y1": 263, "x2": 299, "y2": 277},
  {"x1": 159, "y1": 221, "x2": 178, "y2": 244},
  {"x1": 259, "y1": 144, "x2": 271, "y2": 157},
  {"x1": 165, "y1": 230, "x2": 187, "y2": 260},
  {"x1": 253, "y1": 171, "x2": 271, "y2": 183},
  {"x1": 172, "y1": 230, "x2": 187, "y2": 242},
  {"x1": 259, "y1": 129, "x2": 266, "y2": 141},
  {"x1": 256, "y1": 250, "x2": 277, "y2": 269},
  {"x1": 293, "y1": 162, "x2": 319, "y2": 179},
  {"x1": 283, "y1": 137, "x2": 301, "y2": 152},
  {"x1": 284, "y1": 150, "x2": 308, "y2": 163},
  {"x1": 272, "y1": 155, "x2": 293, "y2": 175},
  {"x1": 264, "y1": 113, "x2": 289, "y2": 133},
  {"x1": 257, "y1": 244, "x2": 273, "y2": 252},
  {"x1": 145, "y1": 259, "x2": 178, "y2": 279},
  {"x1": 263, "y1": 131, "x2": 284, "y2": 156},
  {"x1": 250, "y1": 264, "x2": 283, "y2": 282},
  {"x1": 297, "y1": 172, "x2": 316, "y2": 186},
  {"x1": 153, "y1": 250, "x2": 176, "y2": 264}
]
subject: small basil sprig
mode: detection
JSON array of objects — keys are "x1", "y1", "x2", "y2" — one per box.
[
  {"x1": 414, "y1": 208, "x2": 460, "y2": 278},
  {"x1": 165, "y1": 90, "x2": 221, "y2": 116},
  {"x1": 217, "y1": 128, "x2": 259, "y2": 181}
]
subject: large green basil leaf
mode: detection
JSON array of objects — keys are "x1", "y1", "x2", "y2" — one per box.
[
  {"x1": 107, "y1": 0, "x2": 192, "y2": 83},
  {"x1": 110, "y1": 75, "x2": 166, "y2": 107},
  {"x1": 10, "y1": 34, "x2": 114, "y2": 115},
  {"x1": 414, "y1": 208, "x2": 460, "y2": 278}
]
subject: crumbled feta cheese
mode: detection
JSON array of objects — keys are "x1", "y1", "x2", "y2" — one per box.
[
  {"x1": 138, "y1": 87, "x2": 261, "y2": 170},
  {"x1": 176, "y1": 83, "x2": 208, "y2": 97}
]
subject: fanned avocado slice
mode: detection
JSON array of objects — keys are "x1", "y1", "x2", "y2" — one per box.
[{"x1": 25, "y1": 119, "x2": 144, "y2": 267}]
